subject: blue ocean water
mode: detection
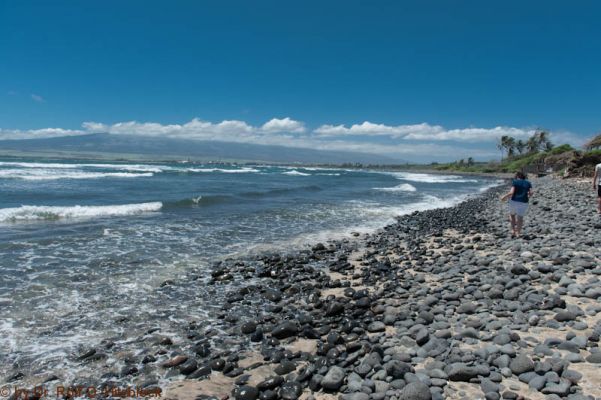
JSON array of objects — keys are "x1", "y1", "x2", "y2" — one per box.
[{"x1": 0, "y1": 158, "x2": 500, "y2": 383}]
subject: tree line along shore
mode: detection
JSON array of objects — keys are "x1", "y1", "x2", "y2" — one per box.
[{"x1": 329, "y1": 131, "x2": 601, "y2": 179}]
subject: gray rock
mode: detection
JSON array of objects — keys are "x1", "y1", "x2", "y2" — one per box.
[
  {"x1": 374, "y1": 380, "x2": 389, "y2": 393},
  {"x1": 541, "y1": 379, "x2": 571, "y2": 396},
  {"x1": 498, "y1": 344, "x2": 516, "y2": 357},
  {"x1": 485, "y1": 393, "x2": 500, "y2": 400},
  {"x1": 493, "y1": 334, "x2": 511, "y2": 345},
  {"x1": 400, "y1": 381, "x2": 432, "y2": 400},
  {"x1": 321, "y1": 366, "x2": 345, "y2": 391},
  {"x1": 565, "y1": 353, "x2": 584, "y2": 363},
  {"x1": 557, "y1": 341, "x2": 580, "y2": 353},
  {"x1": 385, "y1": 360, "x2": 412, "y2": 379},
  {"x1": 340, "y1": 394, "x2": 370, "y2": 400},
  {"x1": 554, "y1": 311, "x2": 577, "y2": 322},
  {"x1": 480, "y1": 378, "x2": 499, "y2": 394},
  {"x1": 355, "y1": 363, "x2": 372, "y2": 377},
  {"x1": 493, "y1": 354, "x2": 511, "y2": 369},
  {"x1": 368, "y1": 321, "x2": 386, "y2": 333},
  {"x1": 567, "y1": 395, "x2": 594, "y2": 400},
  {"x1": 446, "y1": 363, "x2": 489, "y2": 381},
  {"x1": 234, "y1": 386, "x2": 259, "y2": 400},
  {"x1": 528, "y1": 375, "x2": 546, "y2": 391},
  {"x1": 518, "y1": 371, "x2": 538, "y2": 384},
  {"x1": 562, "y1": 369, "x2": 582, "y2": 384},
  {"x1": 509, "y1": 354, "x2": 534, "y2": 375},
  {"x1": 585, "y1": 352, "x2": 601, "y2": 363},
  {"x1": 416, "y1": 329, "x2": 430, "y2": 346},
  {"x1": 458, "y1": 327, "x2": 479, "y2": 339},
  {"x1": 271, "y1": 321, "x2": 298, "y2": 339},
  {"x1": 279, "y1": 381, "x2": 302, "y2": 400}
]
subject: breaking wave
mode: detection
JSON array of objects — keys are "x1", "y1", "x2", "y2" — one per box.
[
  {"x1": 185, "y1": 167, "x2": 260, "y2": 173},
  {"x1": 388, "y1": 172, "x2": 480, "y2": 183},
  {"x1": 374, "y1": 183, "x2": 417, "y2": 192},
  {"x1": 0, "y1": 170, "x2": 153, "y2": 180},
  {"x1": 282, "y1": 170, "x2": 311, "y2": 176},
  {"x1": 0, "y1": 202, "x2": 162, "y2": 222}
]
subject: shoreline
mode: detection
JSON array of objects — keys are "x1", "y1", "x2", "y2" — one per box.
[
  {"x1": 5, "y1": 176, "x2": 601, "y2": 400},
  {"x1": 163, "y1": 176, "x2": 601, "y2": 400}
]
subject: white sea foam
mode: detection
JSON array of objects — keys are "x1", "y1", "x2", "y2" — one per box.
[
  {"x1": 0, "y1": 161, "x2": 267, "y2": 176},
  {"x1": 0, "y1": 169, "x2": 153, "y2": 180},
  {"x1": 282, "y1": 170, "x2": 311, "y2": 176},
  {"x1": 186, "y1": 167, "x2": 260, "y2": 173},
  {"x1": 83, "y1": 164, "x2": 166, "y2": 173},
  {"x1": 374, "y1": 183, "x2": 417, "y2": 192},
  {"x1": 344, "y1": 193, "x2": 466, "y2": 228},
  {"x1": 0, "y1": 202, "x2": 162, "y2": 222},
  {"x1": 0, "y1": 161, "x2": 167, "y2": 172},
  {"x1": 388, "y1": 172, "x2": 480, "y2": 183},
  {"x1": 243, "y1": 193, "x2": 469, "y2": 254},
  {"x1": 301, "y1": 167, "x2": 343, "y2": 172},
  {"x1": 0, "y1": 161, "x2": 80, "y2": 169},
  {"x1": 479, "y1": 179, "x2": 505, "y2": 192}
]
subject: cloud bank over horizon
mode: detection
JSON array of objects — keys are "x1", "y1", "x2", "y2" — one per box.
[{"x1": 0, "y1": 117, "x2": 585, "y2": 161}]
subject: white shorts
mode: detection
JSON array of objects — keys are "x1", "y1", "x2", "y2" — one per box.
[{"x1": 508, "y1": 200, "x2": 528, "y2": 217}]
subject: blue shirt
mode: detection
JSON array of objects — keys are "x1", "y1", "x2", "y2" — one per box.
[{"x1": 511, "y1": 179, "x2": 532, "y2": 203}]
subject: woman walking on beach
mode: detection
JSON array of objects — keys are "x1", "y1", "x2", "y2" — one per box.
[
  {"x1": 501, "y1": 172, "x2": 533, "y2": 237},
  {"x1": 593, "y1": 162, "x2": 601, "y2": 214}
]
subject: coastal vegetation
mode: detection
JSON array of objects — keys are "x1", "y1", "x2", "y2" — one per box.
[
  {"x1": 584, "y1": 132, "x2": 601, "y2": 151},
  {"x1": 434, "y1": 130, "x2": 601, "y2": 176}
]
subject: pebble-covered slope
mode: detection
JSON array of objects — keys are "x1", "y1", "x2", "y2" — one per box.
[
  {"x1": 8, "y1": 177, "x2": 599, "y2": 400},
  {"x1": 162, "y1": 177, "x2": 601, "y2": 400}
]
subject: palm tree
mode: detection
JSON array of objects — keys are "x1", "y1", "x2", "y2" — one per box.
[
  {"x1": 497, "y1": 137, "x2": 507, "y2": 160},
  {"x1": 515, "y1": 140, "x2": 526, "y2": 155},
  {"x1": 467, "y1": 157, "x2": 474, "y2": 166},
  {"x1": 505, "y1": 136, "x2": 517, "y2": 158},
  {"x1": 585, "y1": 132, "x2": 601, "y2": 150},
  {"x1": 536, "y1": 130, "x2": 553, "y2": 151},
  {"x1": 498, "y1": 135, "x2": 516, "y2": 159},
  {"x1": 526, "y1": 135, "x2": 539, "y2": 154}
]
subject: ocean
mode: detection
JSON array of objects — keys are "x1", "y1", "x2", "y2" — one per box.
[{"x1": 0, "y1": 158, "x2": 501, "y2": 385}]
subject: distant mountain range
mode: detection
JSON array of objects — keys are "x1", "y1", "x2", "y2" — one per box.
[{"x1": 0, "y1": 133, "x2": 403, "y2": 164}]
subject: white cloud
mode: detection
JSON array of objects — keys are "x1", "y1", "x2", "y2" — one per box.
[
  {"x1": 0, "y1": 117, "x2": 586, "y2": 161},
  {"x1": 315, "y1": 122, "x2": 441, "y2": 138},
  {"x1": 315, "y1": 121, "x2": 536, "y2": 142},
  {"x1": 545, "y1": 130, "x2": 587, "y2": 147},
  {"x1": 84, "y1": 118, "x2": 256, "y2": 140},
  {"x1": 31, "y1": 94, "x2": 45, "y2": 103},
  {"x1": 406, "y1": 126, "x2": 535, "y2": 142},
  {"x1": 76, "y1": 119, "x2": 509, "y2": 158},
  {"x1": 261, "y1": 117, "x2": 305, "y2": 133},
  {"x1": 84, "y1": 117, "x2": 306, "y2": 141}
]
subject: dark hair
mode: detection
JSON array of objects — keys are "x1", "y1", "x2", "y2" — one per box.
[{"x1": 515, "y1": 171, "x2": 527, "y2": 179}]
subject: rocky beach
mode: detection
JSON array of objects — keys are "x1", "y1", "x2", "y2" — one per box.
[
  {"x1": 163, "y1": 176, "x2": 601, "y2": 400},
  {"x1": 6, "y1": 176, "x2": 601, "y2": 400}
]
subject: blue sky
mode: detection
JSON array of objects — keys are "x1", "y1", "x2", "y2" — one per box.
[{"x1": 1, "y1": 0, "x2": 600, "y2": 161}]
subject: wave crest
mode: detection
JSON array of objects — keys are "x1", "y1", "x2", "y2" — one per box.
[
  {"x1": 186, "y1": 168, "x2": 259, "y2": 173},
  {"x1": 0, "y1": 169, "x2": 153, "y2": 181},
  {"x1": 0, "y1": 202, "x2": 162, "y2": 222},
  {"x1": 282, "y1": 170, "x2": 311, "y2": 176},
  {"x1": 374, "y1": 183, "x2": 417, "y2": 192},
  {"x1": 389, "y1": 172, "x2": 479, "y2": 183}
]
